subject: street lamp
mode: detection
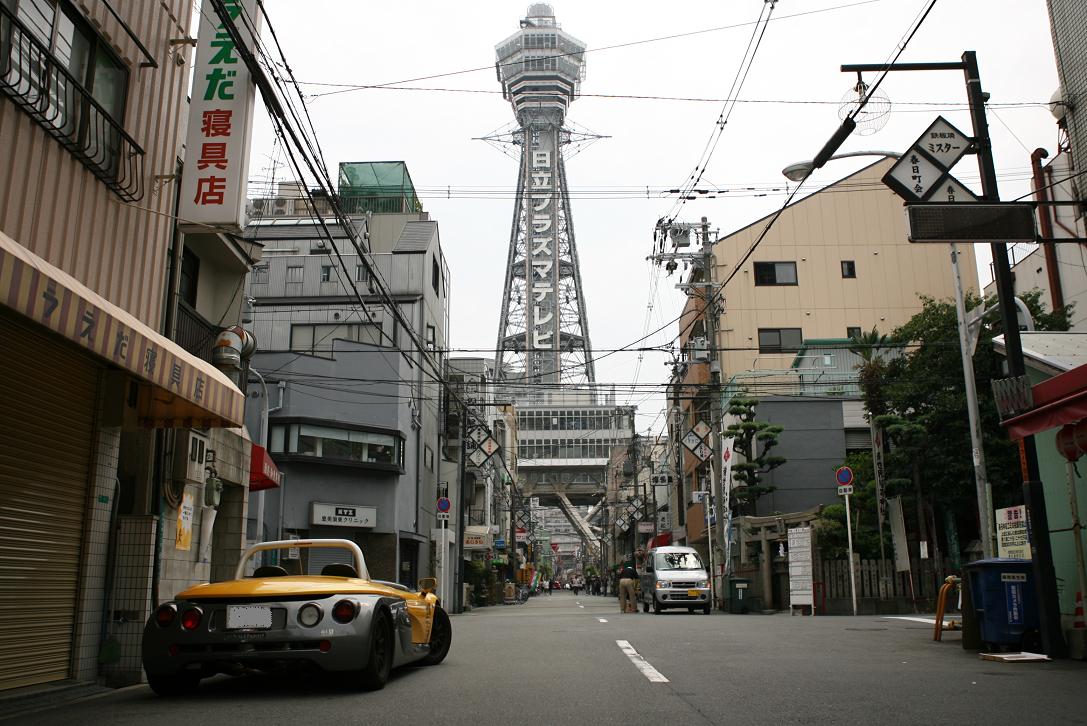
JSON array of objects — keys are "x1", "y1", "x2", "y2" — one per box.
[{"x1": 781, "y1": 150, "x2": 901, "y2": 182}]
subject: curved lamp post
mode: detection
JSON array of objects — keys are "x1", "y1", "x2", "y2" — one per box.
[{"x1": 781, "y1": 150, "x2": 901, "y2": 182}]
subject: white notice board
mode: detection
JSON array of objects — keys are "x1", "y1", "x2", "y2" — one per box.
[{"x1": 788, "y1": 527, "x2": 814, "y2": 608}]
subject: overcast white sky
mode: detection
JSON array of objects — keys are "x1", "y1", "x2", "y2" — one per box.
[{"x1": 237, "y1": 0, "x2": 1062, "y2": 436}]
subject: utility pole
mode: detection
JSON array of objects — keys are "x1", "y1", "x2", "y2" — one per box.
[
  {"x1": 840, "y1": 50, "x2": 1066, "y2": 657},
  {"x1": 701, "y1": 216, "x2": 728, "y2": 609},
  {"x1": 650, "y1": 216, "x2": 724, "y2": 605}
]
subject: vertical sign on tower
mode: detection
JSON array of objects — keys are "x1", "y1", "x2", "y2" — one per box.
[{"x1": 527, "y1": 126, "x2": 558, "y2": 382}]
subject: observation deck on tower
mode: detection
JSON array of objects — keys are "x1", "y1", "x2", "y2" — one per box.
[{"x1": 495, "y1": 3, "x2": 586, "y2": 126}]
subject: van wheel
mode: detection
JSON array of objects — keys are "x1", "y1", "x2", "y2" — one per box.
[
  {"x1": 652, "y1": 598, "x2": 662, "y2": 614},
  {"x1": 702, "y1": 604, "x2": 711, "y2": 614},
  {"x1": 642, "y1": 598, "x2": 649, "y2": 613}
]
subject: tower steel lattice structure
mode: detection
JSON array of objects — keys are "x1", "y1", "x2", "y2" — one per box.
[{"x1": 494, "y1": 4, "x2": 595, "y2": 390}]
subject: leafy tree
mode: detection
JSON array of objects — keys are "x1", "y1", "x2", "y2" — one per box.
[
  {"x1": 881, "y1": 289, "x2": 1072, "y2": 550},
  {"x1": 724, "y1": 397, "x2": 785, "y2": 514}
]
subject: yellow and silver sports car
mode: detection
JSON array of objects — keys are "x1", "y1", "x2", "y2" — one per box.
[{"x1": 141, "y1": 539, "x2": 451, "y2": 695}]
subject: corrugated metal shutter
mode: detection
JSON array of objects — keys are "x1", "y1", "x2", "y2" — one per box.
[
  {"x1": 0, "y1": 313, "x2": 98, "y2": 690},
  {"x1": 844, "y1": 428, "x2": 872, "y2": 451}
]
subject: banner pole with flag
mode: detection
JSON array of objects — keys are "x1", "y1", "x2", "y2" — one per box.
[{"x1": 722, "y1": 437, "x2": 735, "y2": 580}]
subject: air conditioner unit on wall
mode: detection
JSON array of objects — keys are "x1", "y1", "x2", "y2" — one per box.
[
  {"x1": 272, "y1": 198, "x2": 289, "y2": 216},
  {"x1": 173, "y1": 430, "x2": 209, "y2": 485}
]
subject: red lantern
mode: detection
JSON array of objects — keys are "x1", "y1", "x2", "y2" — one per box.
[{"x1": 1057, "y1": 423, "x2": 1081, "y2": 462}]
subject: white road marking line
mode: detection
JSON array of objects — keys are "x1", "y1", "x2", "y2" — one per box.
[
  {"x1": 616, "y1": 640, "x2": 669, "y2": 683},
  {"x1": 579, "y1": 605, "x2": 585, "y2": 609},
  {"x1": 598, "y1": 618, "x2": 608, "y2": 623},
  {"x1": 884, "y1": 616, "x2": 938, "y2": 625}
]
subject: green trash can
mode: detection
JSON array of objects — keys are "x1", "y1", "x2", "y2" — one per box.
[{"x1": 728, "y1": 578, "x2": 751, "y2": 614}]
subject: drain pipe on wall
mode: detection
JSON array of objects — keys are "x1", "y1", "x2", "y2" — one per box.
[{"x1": 1031, "y1": 148, "x2": 1065, "y2": 312}]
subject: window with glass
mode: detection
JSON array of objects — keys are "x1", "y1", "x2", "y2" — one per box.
[
  {"x1": 290, "y1": 323, "x2": 383, "y2": 355},
  {"x1": 841, "y1": 260, "x2": 857, "y2": 278},
  {"x1": 654, "y1": 551, "x2": 704, "y2": 571},
  {"x1": 847, "y1": 326, "x2": 862, "y2": 340},
  {"x1": 758, "y1": 327, "x2": 803, "y2": 354},
  {"x1": 286, "y1": 265, "x2": 304, "y2": 283},
  {"x1": 2, "y1": 0, "x2": 129, "y2": 170},
  {"x1": 320, "y1": 265, "x2": 333, "y2": 282},
  {"x1": 753, "y1": 261, "x2": 798, "y2": 286},
  {"x1": 269, "y1": 422, "x2": 401, "y2": 467},
  {"x1": 355, "y1": 264, "x2": 367, "y2": 282}
]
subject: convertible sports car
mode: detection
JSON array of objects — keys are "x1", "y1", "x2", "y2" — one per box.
[{"x1": 142, "y1": 539, "x2": 451, "y2": 695}]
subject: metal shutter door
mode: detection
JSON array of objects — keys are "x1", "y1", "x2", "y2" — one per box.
[
  {"x1": 0, "y1": 313, "x2": 98, "y2": 690},
  {"x1": 844, "y1": 429, "x2": 872, "y2": 451}
]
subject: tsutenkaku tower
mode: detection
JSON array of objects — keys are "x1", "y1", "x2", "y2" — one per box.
[{"x1": 494, "y1": 4, "x2": 595, "y2": 387}]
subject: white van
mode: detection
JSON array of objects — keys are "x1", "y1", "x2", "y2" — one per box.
[{"x1": 639, "y1": 545, "x2": 711, "y2": 614}]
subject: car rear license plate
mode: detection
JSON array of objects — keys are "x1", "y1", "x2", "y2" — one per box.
[
  {"x1": 226, "y1": 605, "x2": 272, "y2": 630},
  {"x1": 687, "y1": 589, "x2": 701, "y2": 598}
]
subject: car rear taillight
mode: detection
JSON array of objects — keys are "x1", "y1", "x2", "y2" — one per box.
[
  {"x1": 180, "y1": 607, "x2": 203, "y2": 631},
  {"x1": 155, "y1": 604, "x2": 177, "y2": 628},
  {"x1": 332, "y1": 600, "x2": 357, "y2": 624}
]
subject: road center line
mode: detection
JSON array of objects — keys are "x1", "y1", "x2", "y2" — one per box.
[{"x1": 616, "y1": 640, "x2": 669, "y2": 683}]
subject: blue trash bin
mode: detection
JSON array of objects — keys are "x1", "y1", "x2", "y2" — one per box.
[{"x1": 963, "y1": 558, "x2": 1039, "y2": 649}]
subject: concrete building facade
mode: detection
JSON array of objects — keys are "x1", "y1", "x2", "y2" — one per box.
[{"x1": 243, "y1": 167, "x2": 451, "y2": 592}]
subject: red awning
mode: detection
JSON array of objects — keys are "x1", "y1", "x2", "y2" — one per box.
[
  {"x1": 1003, "y1": 363, "x2": 1087, "y2": 440},
  {"x1": 648, "y1": 532, "x2": 673, "y2": 549},
  {"x1": 249, "y1": 444, "x2": 281, "y2": 491}
]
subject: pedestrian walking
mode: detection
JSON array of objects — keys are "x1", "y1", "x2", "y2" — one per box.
[{"x1": 618, "y1": 562, "x2": 638, "y2": 613}]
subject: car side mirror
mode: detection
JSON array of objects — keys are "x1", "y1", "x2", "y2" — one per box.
[{"x1": 418, "y1": 577, "x2": 437, "y2": 594}]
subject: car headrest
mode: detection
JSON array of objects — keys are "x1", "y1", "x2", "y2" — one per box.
[
  {"x1": 253, "y1": 565, "x2": 288, "y2": 578},
  {"x1": 321, "y1": 563, "x2": 358, "y2": 578}
]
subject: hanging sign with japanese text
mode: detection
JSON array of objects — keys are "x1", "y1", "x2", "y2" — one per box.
[{"x1": 179, "y1": 0, "x2": 261, "y2": 231}]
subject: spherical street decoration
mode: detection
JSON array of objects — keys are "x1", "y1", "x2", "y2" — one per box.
[{"x1": 839, "y1": 79, "x2": 892, "y2": 136}]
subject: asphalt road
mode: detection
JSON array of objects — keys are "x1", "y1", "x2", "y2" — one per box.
[{"x1": 7, "y1": 592, "x2": 1086, "y2": 725}]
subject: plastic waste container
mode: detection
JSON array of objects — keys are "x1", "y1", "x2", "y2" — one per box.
[
  {"x1": 963, "y1": 558, "x2": 1039, "y2": 650},
  {"x1": 728, "y1": 578, "x2": 751, "y2": 614}
]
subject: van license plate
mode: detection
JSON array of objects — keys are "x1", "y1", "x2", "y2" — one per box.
[
  {"x1": 226, "y1": 605, "x2": 272, "y2": 630},
  {"x1": 687, "y1": 589, "x2": 701, "y2": 598}
]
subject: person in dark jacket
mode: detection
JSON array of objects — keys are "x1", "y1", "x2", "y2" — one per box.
[{"x1": 618, "y1": 563, "x2": 638, "y2": 613}]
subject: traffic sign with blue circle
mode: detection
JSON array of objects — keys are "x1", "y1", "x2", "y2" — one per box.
[
  {"x1": 835, "y1": 466, "x2": 854, "y2": 486},
  {"x1": 436, "y1": 496, "x2": 452, "y2": 513}
]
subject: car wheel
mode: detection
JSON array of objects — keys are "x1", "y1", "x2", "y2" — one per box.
[
  {"x1": 641, "y1": 597, "x2": 649, "y2": 613},
  {"x1": 358, "y1": 610, "x2": 393, "y2": 691},
  {"x1": 421, "y1": 607, "x2": 452, "y2": 666},
  {"x1": 702, "y1": 604, "x2": 711, "y2": 615},
  {"x1": 652, "y1": 597, "x2": 662, "y2": 614},
  {"x1": 146, "y1": 671, "x2": 200, "y2": 697}
]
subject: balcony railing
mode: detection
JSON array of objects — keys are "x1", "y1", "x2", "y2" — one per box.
[
  {"x1": 0, "y1": 5, "x2": 145, "y2": 201},
  {"x1": 175, "y1": 300, "x2": 218, "y2": 362}
]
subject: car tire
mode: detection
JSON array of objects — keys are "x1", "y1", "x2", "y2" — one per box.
[
  {"x1": 652, "y1": 597, "x2": 662, "y2": 614},
  {"x1": 641, "y1": 597, "x2": 649, "y2": 613},
  {"x1": 358, "y1": 609, "x2": 393, "y2": 691},
  {"x1": 421, "y1": 607, "x2": 452, "y2": 666},
  {"x1": 146, "y1": 671, "x2": 200, "y2": 697},
  {"x1": 702, "y1": 604, "x2": 711, "y2": 615}
]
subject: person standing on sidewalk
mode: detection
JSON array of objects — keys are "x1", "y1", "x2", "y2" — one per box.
[{"x1": 618, "y1": 562, "x2": 638, "y2": 613}]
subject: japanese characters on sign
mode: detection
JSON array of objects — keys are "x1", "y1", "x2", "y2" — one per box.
[
  {"x1": 310, "y1": 502, "x2": 377, "y2": 528},
  {"x1": 179, "y1": 0, "x2": 260, "y2": 230},
  {"x1": 526, "y1": 127, "x2": 559, "y2": 382},
  {"x1": 996, "y1": 505, "x2": 1032, "y2": 560},
  {"x1": 882, "y1": 115, "x2": 977, "y2": 204}
]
